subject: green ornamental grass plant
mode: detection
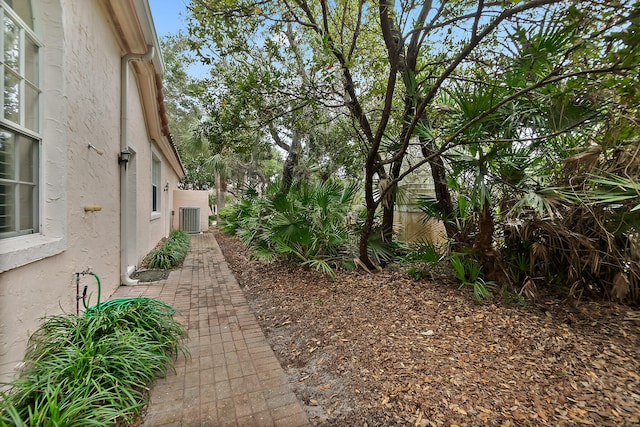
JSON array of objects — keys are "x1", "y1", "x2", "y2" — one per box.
[
  {"x1": 0, "y1": 298, "x2": 187, "y2": 426},
  {"x1": 147, "y1": 230, "x2": 190, "y2": 269}
]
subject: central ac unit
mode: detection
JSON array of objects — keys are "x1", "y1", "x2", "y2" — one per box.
[{"x1": 179, "y1": 207, "x2": 200, "y2": 233}]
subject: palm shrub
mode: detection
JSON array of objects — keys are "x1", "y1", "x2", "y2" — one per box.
[
  {"x1": 219, "y1": 179, "x2": 359, "y2": 277},
  {"x1": 217, "y1": 186, "x2": 262, "y2": 235},
  {"x1": 347, "y1": 206, "x2": 401, "y2": 268},
  {"x1": 504, "y1": 141, "x2": 640, "y2": 302},
  {"x1": 262, "y1": 179, "x2": 359, "y2": 276},
  {"x1": 449, "y1": 253, "x2": 496, "y2": 303},
  {"x1": 412, "y1": 15, "x2": 640, "y2": 303},
  {"x1": 0, "y1": 298, "x2": 186, "y2": 426},
  {"x1": 401, "y1": 239, "x2": 447, "y2": 280}
]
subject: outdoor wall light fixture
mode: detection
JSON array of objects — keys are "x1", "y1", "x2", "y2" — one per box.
[
  {"x1": 164, "y1": 182, "x2": 170, "y2": 192},
  {"x1": 118, "y1": 149, "x2": 132, "y2": 165}
]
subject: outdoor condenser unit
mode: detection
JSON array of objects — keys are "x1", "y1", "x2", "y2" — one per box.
[{"x1": 179, "y1": 207, "x2": 200, "y2": 234}]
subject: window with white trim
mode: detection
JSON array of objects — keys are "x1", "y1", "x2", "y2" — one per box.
[
  {"x1": 152, "y1": 154, "x2": 160, "y2": 214},
  {"x1": 1, "y1": 0, "x2": 41, "y2": 239}
]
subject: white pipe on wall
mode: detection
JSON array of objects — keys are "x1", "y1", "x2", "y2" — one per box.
[{"x1": 120, "y1": 46, "x2": 154, "y2": 286}]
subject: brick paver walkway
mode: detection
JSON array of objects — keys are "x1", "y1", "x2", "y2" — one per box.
[{"x1": 111, "y1": 232, "x2": 310, "y2": 427}]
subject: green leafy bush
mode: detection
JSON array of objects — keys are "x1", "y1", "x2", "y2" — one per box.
[
  {"x1": 0, "y1": 298, "x2": 187, "y2": 426},
  {"x1": 401, "y1": 239, "x2": 446, "y2": 280},
  {"x1": 217, "y1": 186, "x2": 262, "y2": 236},
  {"x1": 450, "y1": 253, "x2": 496, "y2": 303},
  {"x1": 402, "y1": 240, "x2": 445, "y2": 264},
  {"x1": 219, "y1": 180, "x2": 359, "y2": 277},
  {"x1": 147, "y1": 230, "x2": 190, "y2": 269}
]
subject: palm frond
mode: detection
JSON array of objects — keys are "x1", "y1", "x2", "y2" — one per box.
[
  {"x1": 302, "y1": 259, "x2": 336, "y2": 279},
  {"x1": 586, "y1": 173, "x2": 640, "y2": 210},
  {"x1": 508, "y1": 189, "x2": 564, "y2": 219}
]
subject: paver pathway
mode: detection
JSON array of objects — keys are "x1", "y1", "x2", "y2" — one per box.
[{"x1": 111, "y1": 232, "x2": 310, "y2": 427}]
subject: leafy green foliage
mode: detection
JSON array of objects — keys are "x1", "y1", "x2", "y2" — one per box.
[
  {"x1": 217, "y1": 186, "x2": 262, "y2": 236},
  {"x1": 585, "y1": 173, "x2": 640, "y2": 214},
  {"x1": 412, "y1": 3, "x2": 640, "y2": 302},
  {"x1": 219, "y1": 179, "x2": 359, "y2": 277},
  {"x1": 0, "y1": 299, "x2": 187, "y2": 426},
  {"x1": 402, "y1": 239, "x2": 446, "y2": 281},
  {"x1": 147, "y1": 230, "x2": 190, "y2": 269},
  {"x1": 182, "y1": 0, "x2": 640, "y2": 302},
  {"x1": 402, "y1": 240, "x2": 445, "y2": 264},
  {"x1": 449, "y1": 253, "x2": 496, "y2": 303}
]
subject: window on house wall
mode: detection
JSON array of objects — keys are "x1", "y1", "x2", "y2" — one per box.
[
  {"x1": 152, "y1": 155, "x2": 160, "y2": 214},
  {"x1": 1, "y1": 0, "x2": 41, "y2": 239}
]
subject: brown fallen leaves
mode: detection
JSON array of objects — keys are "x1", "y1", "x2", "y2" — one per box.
[{"x1": 214, "y1": 230, "x2": 640, "y2": 426}]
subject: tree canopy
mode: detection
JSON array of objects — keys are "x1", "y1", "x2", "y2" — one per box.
[{"x1": 176, "y1": 0, "x2": 640, "y2": 302}]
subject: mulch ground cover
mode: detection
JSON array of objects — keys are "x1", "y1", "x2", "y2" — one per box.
[{"x1": 214, "y1": 229, "x2": 640, "y2": 426}]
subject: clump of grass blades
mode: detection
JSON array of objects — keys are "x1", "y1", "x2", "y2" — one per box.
[
  {"x1": 0, "y1": 298, "x2": 187, "y2": 426},
  {"x1": 147, "y1": 230, "x2": 190, "y2": 269}
]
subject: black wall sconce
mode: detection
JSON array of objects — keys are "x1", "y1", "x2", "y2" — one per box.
[
  {"x1": 118, "y1": 149, "x2": 131, "y2": 165},
  {"x1": 164, "y1": 182, "x2": 169, "y2": 192}
]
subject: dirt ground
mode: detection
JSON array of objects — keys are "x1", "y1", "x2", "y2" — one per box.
[{"x1": 214, "y1": 230, "x2": 640, "y2": 426}]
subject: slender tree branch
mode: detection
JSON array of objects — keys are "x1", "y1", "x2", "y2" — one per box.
[
  {"x1": 471, "y1": 0, "x2": 485, "y2": 40},
  {"x1": 348, "y1": 1, "x2": 365, "y2": 61},
  {"x1": 375, "y1": 59, "x2": 630, "y2": 202},
  {"x1": 268, "y1": 124, "x2": 292, "y2": 152},
  {"x1": 385, "y1": 0, "x2": 564, "y2": 167}
]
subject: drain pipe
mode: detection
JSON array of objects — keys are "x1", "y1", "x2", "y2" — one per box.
[{"x1": 120, "y1": 45, "x2": 154, "y2": 286}]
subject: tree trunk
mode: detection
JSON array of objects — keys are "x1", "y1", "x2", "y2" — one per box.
[
  {"x1": 358, "y1": 202, "x2": 377, "y2": 271},
  {"x1": 380, "y1": 159, "x2": 402, "y2": 244},
  {"x1": 215, "y1": 172, "x2": 226, "y2": 215},
  {"x1": 381, "y1": 204, "x2": 394, "y2": 243},
  {"x1": 475, "y1": 201, "x2": 494, "y2": 259},
  {"x1": 358, "y1": 158, "x2": 384, "y2": 271},
  {"x1": 420, "y1": 137, "x2": 458, "y2": 240},
  {"x1": 475, "y1": 201, "x2": 502, "y2": 283},
  {"x1": 275, "y1": 128, "x2": 301, "y2": 199}
]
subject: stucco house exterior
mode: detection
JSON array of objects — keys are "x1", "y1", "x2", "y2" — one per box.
[{"x1": 0, "y1": 0, "x2": 185, "y2": 382}]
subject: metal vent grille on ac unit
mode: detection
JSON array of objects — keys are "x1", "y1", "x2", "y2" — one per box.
[{"x1": 179, "y1": 207, "x2": 200, "y2": 233}]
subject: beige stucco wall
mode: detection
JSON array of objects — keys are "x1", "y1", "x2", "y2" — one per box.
[
  {"x1": 133, "y1": 139, "x2": 182, "y2": 261},
  {"x1": 0, "y1": 0, "x2": 182, "y2": 382},
  {"x1": 395, "y1": 183, "x2": 447, "y2": 244},
  {"x1": 173, "y1": 190, "x2": 211, "y2": 233},
  {"x1": 394, "y1": 211, "x2": 447, "y2": 244}
]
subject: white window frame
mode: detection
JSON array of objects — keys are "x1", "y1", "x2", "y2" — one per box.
[
  {"x1": 0, "y1": 0, "x2": 67, "y2": 272},
  {"x1": 151, "y1": 153, "x2": 161, "y2": 219},
  {"x1": 0, "y1": 125, "x2": 39, "y2": 238},
  {"x1": 1, "y1": 2, "x2": 41, "y2": 239}
]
